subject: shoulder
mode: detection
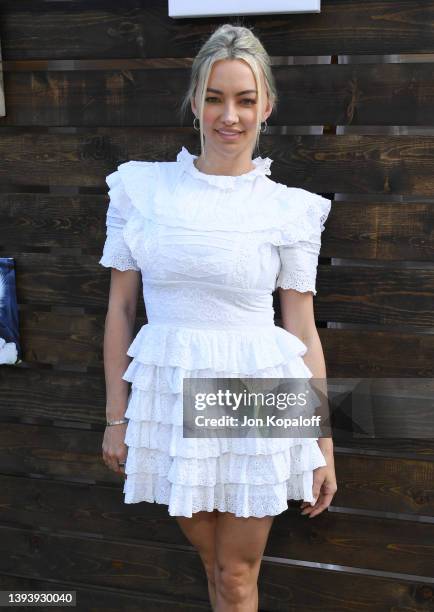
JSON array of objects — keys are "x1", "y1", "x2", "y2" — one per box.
[
  {"x1": 105, "y1": 159, "x2": 159, "y2": 191},
  {"x1": 274, "y1": 183, "x2": 331, "y2": 223},
  {"x1": 107, "y1": 159, "x2": 179, "y2": 188}
]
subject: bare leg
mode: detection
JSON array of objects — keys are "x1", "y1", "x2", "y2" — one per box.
[
  {"x1": 175, "y1": 510, "x2": 218, "y2": 610},
  {"x1": 214, "y1": 511, "x2": 275, "y2": 611}
]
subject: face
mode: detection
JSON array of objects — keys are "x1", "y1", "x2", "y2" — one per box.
[{"x1": 191, "y1": 59, "x2": 272, "y2": 159}]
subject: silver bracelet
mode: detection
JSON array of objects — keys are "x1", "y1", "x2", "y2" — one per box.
[{"x1": 106, "y1": 417, "x2": 128, "y2": 426}]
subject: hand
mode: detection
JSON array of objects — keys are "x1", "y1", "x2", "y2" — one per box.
[
  {"x1": 300, "y1": 460, "x2": 337, "y2": 519},
  {"x1": 102, "y1": 422, "x2": 128, "y2": 476}
]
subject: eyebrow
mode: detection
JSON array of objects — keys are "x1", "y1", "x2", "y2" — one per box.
[{"x1": 206, "y1": 88, "x2": 258, "y2": 96}]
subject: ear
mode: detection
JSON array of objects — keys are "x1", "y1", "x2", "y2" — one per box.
[
  {"x1": 190, "y1": 96, "x2": 198, "y2": 118},
  {"x1": 262, "y1": 95, "x2": 273, "y2": 122}
]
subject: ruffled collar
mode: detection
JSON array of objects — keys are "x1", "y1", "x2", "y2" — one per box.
[{"x1": 176, "y1": 146, "x2": 273, "y2": 190}]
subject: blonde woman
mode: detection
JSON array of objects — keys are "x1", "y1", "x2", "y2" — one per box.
[{"x1": 101, "y1": 23, "x2": 337, "y2": 612}]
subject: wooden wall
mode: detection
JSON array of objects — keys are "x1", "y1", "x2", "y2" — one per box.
[{"x1": 0, "y1": 1, "x2": 433, "y2": 610}]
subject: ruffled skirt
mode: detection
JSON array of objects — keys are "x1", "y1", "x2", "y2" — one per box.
[{"x1": 121, "y1": 323, "x2": 327, "y2": 518}]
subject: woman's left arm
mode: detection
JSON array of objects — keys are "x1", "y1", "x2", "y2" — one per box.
[
  {"x1": 279, "y1": 287, "x2": 332, "y2": 447},
  {"x1": 279, "y1": 287, "x2": 337, "y2": 517}
]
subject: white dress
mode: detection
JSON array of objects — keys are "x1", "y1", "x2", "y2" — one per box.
[{"x1": 99, "y1": 146, "x2": 332, "y2": 518}]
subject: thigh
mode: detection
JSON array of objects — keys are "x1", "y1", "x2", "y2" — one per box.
[
  {"x1": 175, "y1": 510, "x2": 218, "y2": 557},
  {"x1": 215, "y1": 511, "x2": 275, "y2": 574}
]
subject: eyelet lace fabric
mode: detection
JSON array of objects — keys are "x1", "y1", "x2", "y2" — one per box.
[{"x1": 98, "y1": 146, "x2": 332, "y2": 517}]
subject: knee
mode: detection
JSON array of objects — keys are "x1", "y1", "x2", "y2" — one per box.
[{"x1": 215, "y1": 563, "x2": 256, "y2": 604}]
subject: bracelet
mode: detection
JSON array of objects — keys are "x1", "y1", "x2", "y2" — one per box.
[{"x1": 106, "y1": 417, "x2": 128, "y2": 426}]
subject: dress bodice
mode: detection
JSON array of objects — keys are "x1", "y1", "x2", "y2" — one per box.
[{"x1": 99, "y1": 146, "x2": 332, "y2": 330}]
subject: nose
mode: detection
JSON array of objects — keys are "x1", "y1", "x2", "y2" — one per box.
[{"x1": 221, "y1": 101, "x2": 239, "y2": 124}]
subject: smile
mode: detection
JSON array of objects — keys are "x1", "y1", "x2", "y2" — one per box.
[{"x1": 215, "y1": 130, "x2": 243, "y2": 140}]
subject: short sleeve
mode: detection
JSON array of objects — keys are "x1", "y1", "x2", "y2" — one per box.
[
  {"x1": 275, "y1": 191, "x2": 331, "y2": 295},
  {"x1": 98, "y1": 170, "x2": 140, "y2": 272}
]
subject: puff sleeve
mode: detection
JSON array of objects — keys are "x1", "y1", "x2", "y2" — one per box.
[
  {"x1": 276, "y1": 190, "x2": 331, "y2": 295},
  {"x1": 98, "y1": 169, "x2": 140, "y2": 272}
]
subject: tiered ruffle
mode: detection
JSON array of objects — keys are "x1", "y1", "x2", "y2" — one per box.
[{"x1": 121, "y1": 323, "x2": 328, "y2": 518}]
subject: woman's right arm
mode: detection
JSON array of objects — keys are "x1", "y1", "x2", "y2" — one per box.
[
  {"x1": 102, "y1": 268, "x2": 141, "y2": 474},
  {"x1": 103, "y1": 268, "x2": 140, "y2": 419}
]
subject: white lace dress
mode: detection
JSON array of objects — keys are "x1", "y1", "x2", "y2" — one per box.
[{"x1": 99, "y1": 146, "x2": 332, "y2": 518}]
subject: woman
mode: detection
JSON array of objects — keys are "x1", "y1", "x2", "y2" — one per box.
[{"x1": 100, "y1": 23, "x2": 337, "y2": 612}]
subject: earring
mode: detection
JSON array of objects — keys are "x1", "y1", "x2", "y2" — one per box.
[
  {"x1": 260, "y1": 120, "x2": 268, "y2": 133},
  {"x1": 193, "y1": 116, "x2": 200, "y2": 131}
]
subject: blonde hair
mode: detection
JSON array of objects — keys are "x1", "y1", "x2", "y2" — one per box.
[{"x1": 179, "y1": 23, "x2": 278, "y2": 158}]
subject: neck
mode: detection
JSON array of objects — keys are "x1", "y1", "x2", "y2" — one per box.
[{"x1": 194, "y1": 150, "x2": 255, "y2": 176}]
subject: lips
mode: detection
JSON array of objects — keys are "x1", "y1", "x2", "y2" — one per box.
[{"x1": 215, "y1": 129, "x2": 243, "y2": 140}]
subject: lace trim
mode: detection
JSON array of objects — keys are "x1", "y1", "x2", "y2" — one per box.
[
  {"x1": 123, "y1": 472, "x2": 309, "y2": 517},
  {"x1": 99, "y1": 229, "x2": 140, "y2": 271},
  {"x1": 176, "y1": 146, "x2": 273, "y2": 191},
  {"x1": 276, "y1": 271, "x2": 317, "y2": 295}
]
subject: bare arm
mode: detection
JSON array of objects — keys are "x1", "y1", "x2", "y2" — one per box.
[
  {"x1": 278, "y1": 287, "x2": 333, "y2": 455},
  {"x1": 103, "y1": 268, "x2": 141, "y2": 421}
]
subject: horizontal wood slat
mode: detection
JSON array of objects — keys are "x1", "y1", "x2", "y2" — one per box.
[
  {"x1": 2, "y1": 197, "x2": 434, "y2": 263},
  {"x1": 2, "y1": 63, "x2": 434, "y2": 126},
  {"x1": 0, "y1": 525, "x2": 431, "y2": 611},
  {"x1": 1, "y1": 474, "x2": 433, "y2": 577},
  {"x1": 2, "y1": 369, "x2": 434, "y2": 454},
  {"x1": 17, "y1": 310, "x2": 145, "y2": 367},
  {"x1": 0, "y1": 423, "x2": 433, "y2": 516},
  {"x1": 12, "y1": 262, "x2": 434, "y2": 324},
  {"x1": 0, "y1": 194, "x2": 108, "y2": 250},
  {"x1": 2, "y1": 131, "x2": 434, "y2": 195},
  {"x1": 2, "y1": 1, "x2": 434, "y2": 59},
  {"x1": 319, "y1": 328, "x2": 434, "y2": 377},
  {"x1": 3, "y1": 315, "x2": 432, "y2": 373},
  {"x1": 0, "y1": 574, "x2": 209, "y2": 611}
]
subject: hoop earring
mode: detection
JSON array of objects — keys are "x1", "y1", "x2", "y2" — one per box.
[
  {"x1": 260, "y1": 120, "x2": 268, "y2": 133},
  {"x1": 193, "y1": 116, "x2": 200, "y2": 131}
]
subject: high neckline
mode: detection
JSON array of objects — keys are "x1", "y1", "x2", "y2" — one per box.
[{"x1": 176, "y1": 146, "x2": 273, "y2": 190}]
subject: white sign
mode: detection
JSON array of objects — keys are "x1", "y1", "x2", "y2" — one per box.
[{"x1": 169, "y1": 0, "x2": 321, "y2": 18}]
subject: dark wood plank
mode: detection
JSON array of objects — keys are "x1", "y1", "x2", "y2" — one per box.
[
  {"x1": 3, "y1": 130, "x2": 434, "y2": 195},
  {"x1": 0, "y1": 193, "x2": 108, "y2": 250},
  {"x1": 318, "y1": 328, "x2": 434, "y2": 378},
  {"x1": 321, "y1": 201, "x2": 434, "y2": 261},
  {"x1": 315, "y1": 266, "x2": 434, "y2": 327},
  {"x1": 2, "y1": 1, "x2": 434, "y2": 59},
  {"x1": 8, "y1": 255, "x2": 434, "y2": 326},
  {"x1": 1, "y1": 195, "x2": 434, "y2": 263},
  {"x1": 2, "y1": 365, "x2": 434, "y2": 450},
  {"x1": 16, "y1": 310, "x2": 146, "y2": 367},
  {"x1": 2, "y1": 63, "x2": 434, "y2": 127},
  {"x1": 5, "y1": 314, "x2": 434, "y2": 373},
  {"x1": 0, "y1": 367, "x2": 108, "y2": 424},
  {"x1": 0, "y1": 574, "x2": 210, "y2": 611},
  {"x1": 12, "y1": 254, "x2": 147, "y2": 315},
  {"x1": 0, "y1": 525, "x2": 432, "y2": 611},
  {"x1": 1, "y1": 474, "x2": 434, "y2": 577},
  {"x1": 0, "y1": 423, "x2": 433, "y2": 516},
  {"x1": 279, "y1": 265, "x2": 434, "y2": 327},
  {"x1": 17, "y1": 310, "x2": 111, "y2": 368},
  {"x1": 0, "y1": 526, "x2": 211, "y2": 605}
]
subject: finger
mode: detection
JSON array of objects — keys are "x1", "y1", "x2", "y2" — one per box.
[
  {"x1": 307, "y1": 503, "x2": 329, "y2": 518},
  {"x1": 300, "y1": 496, "x2": 322, "y2": 514},
  {"x1": 105, "y1": 455, "x2": 120, "y2": 472}
]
